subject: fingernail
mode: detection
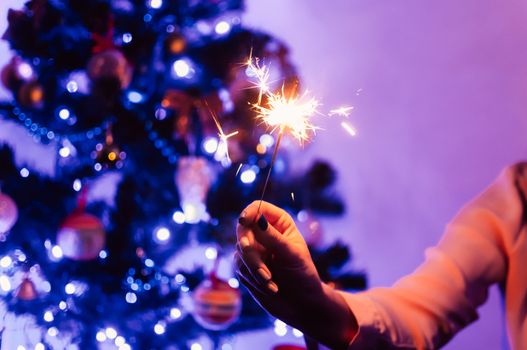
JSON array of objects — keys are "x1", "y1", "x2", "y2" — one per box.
[
  {"x1": 267, "y1": 281, "x2": 279, "y2": 294},
  {"x1": 257, "y1": 215, "x2": 268, "y2": 231},
  {"x1": 238, "y1": 211, "x2": 248, "y2": 226},
  {"x1": 240, "y1": 236, "x2": 250, "y2": 249},
  {"x1": 257, "y1": 267, "x2": 272, "y2": 281}
]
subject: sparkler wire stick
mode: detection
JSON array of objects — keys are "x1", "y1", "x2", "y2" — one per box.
[{"x1": 257, "y1": 128, "x2": 284, "y2": 217}]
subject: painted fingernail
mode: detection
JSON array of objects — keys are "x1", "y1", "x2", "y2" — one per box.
[
  {"x1": 257, "y1": 215, "x2": 268, "y2": 231},
  {"x1": 267, "y1": 281, "x2": 279, "y2": 294},
  {"x1": 238, "y1": 211, "x2": 248, "y2": 226},
  {"x1": 240, "y1": 236, "x2": 250, "y2": 249},
  {"x1": 257, "y1": 267, "x2": 272, "y2": 281}
]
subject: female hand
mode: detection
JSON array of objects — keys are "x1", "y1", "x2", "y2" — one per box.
[{"x1": 235, "y1": 201, "x2": 358, "y2": 350}]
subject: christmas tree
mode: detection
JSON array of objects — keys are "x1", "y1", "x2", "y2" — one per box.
[{"x1": 0, "y1": 1, "x2": 366, "y2": 349}]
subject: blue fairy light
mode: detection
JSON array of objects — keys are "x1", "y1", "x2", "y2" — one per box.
[
  {"x1": 44, "y1": 311, "x2": 54, "y2": 322},
  {"x1": 66, "y1": 80, "x2": 78, "y2": 93},
  {"x1": 172, "y1": 59, "x2": 193, "y2": 78},
  {"x1": 154, "y1": 226, "x2": 171, "y2": 243},
  {"x1": 122, "y1": 33, "x2": 133, "y2": 43},
  {"x1": 127, "y1": 91, "x2": 144, "y2": 103},
  {"x1": 170, "y1": 307, "x2": 182, "y2": 320},
  {"x1": 154, "y1": 321, "x2": 166, "y2": 335},
  {"x1": 96, "y1": 331, "x2": 107, "y2": 342},
  {"x1": 125, "y1": 292, "x2": 137, "y2": 304},
  {"x1": 73, "y1": 179, "x2": 82, "y2": 192},
  {"x1": 215, "y1": 21, "x2": 231, "y2": 35},
  {"x1": 203, "y1": 137, "x2": 218, "y2": 154},
  {"x1": 20, "y1": 168, "x2": 29, "y2": 178},
  {"x1": 148, "y1": 0, "x2": 163, "y2": 9},
  {"x1": 240, "y1": 169, "x2": 256, "y2": 184},
  {"x1": 0, "y1": 256, "x2": 12, "y2": 268},
  {"x1": 0, "y1": 275, "x2": 11, "y2": 292},
  {"x1": 58, "y1": 108, "x2": 70, "y2": 120}
]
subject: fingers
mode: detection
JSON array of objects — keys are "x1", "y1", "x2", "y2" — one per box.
[
  {"x1": 234, "y1": 251, "x2": 278, "y2": 294},
  {"x1": 240, "y1": 201, "x2": 294, "y2": 228}
]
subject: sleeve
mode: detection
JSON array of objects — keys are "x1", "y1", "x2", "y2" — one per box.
[{"x1": 338, "y1": 164, "x2": 526, "y2": 350}]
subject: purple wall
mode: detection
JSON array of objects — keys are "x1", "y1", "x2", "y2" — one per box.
[{"x1": 244, "y1": 0, "x2": 527, "y2": 349}]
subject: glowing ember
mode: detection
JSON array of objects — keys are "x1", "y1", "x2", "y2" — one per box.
[
  {"x1": 329, "y1": 106, "x2": 354, "y2": 117},
  {"x1": 235, "y1": 163, "x2": 243, "y2": 177},
  {"x1": 341, "y1": 121, "x2": 357, "y2": 136},
  {"x1": 206, "y1": 104, "x2": 239, "y2": 161},
  {"x1": 253, "y1": 89, "x2": 319, "y2": 143}
]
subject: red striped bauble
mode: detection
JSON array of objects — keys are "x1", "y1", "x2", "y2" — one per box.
[{"x1": 192, "y1": 275, "x2": 241, "y2": 330}]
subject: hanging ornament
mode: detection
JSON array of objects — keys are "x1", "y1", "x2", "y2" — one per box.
[
  {"x1": 175, "y1": 156, "x2": 213, "y2": 223},
  {"x1": 92, "y1": 125, "x2": 125, "y2": 170},
  {"x1": 14, "y1": 277, "x2": 37, "y2": 301},
  {"x1": 164, "y1": 32, "x2": 187, "y2": 55},
  {"x1": 56, "y1": 188, "x2": 105, "y2": 261},
  {"x1": 17, "y1": 80, "x2": 44, "y2": 108},
  {"x1": 192, "y1": 272, "x2": 241, "y2": 331},
  {"x1": 0, "y1": 56, "x2": 34, "y2": 91},
  {"x1": 0, "y1": 191, "x2": 18, "y2": 237},
  {"x1": 87, "y1": 48, "x2": 132, "y2": 90}
]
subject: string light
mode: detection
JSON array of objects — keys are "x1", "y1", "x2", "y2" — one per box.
[
  {"x1": 44, "y1": 311, "x2": 54, "y2": 322},
  {"x1": 215, "y1": 21, "x2": 231, "y2": 35},
  {"x1": 154, "y1": 322, "x2": 166, "y2": 335},
  {"x1": 0, "y1": 256, "x2": 12, "y2": 268},
  {"x1": 105, "y1": 327, "x2": 117, "y2": 340},
  {"x1": 65, "y1": 282, "x2": 76, "y2": 295},
  {"x1": 96, "y1": 331, "x2": 107, "y2": 342},
  {"x1": 170, "y1": 307, "x2": 182, "y2": 320},
  {"x1": 0, "y1": 275, "x2": 11, "y2": 292},
  {"x1": 172, "y1": 211, "x2": 186, "y2": 224}
]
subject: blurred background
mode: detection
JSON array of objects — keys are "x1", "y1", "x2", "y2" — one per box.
[{"x1": 2, "y1": 0, "x2": 527, "y2": 349}]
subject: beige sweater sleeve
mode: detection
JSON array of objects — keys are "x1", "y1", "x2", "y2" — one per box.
[{"x1": 338, "y1": 165, "x2": 525, "y2": 350}]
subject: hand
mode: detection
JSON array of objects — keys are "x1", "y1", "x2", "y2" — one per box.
[{"x1": 234, "y1": 201, "x2": 358, "y2": 349}]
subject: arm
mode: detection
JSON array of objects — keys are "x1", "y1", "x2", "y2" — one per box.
[{"x1": 340, "y1": 164, "x2": 523, "y2": 349}]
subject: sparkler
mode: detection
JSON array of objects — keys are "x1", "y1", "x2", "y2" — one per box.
[{"x1": 245, "y1": 55, "x2": 356, "y2": 216}]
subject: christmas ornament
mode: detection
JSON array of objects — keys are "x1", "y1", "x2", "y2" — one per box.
[
  {"x1": 192, "y1": 273, "x2": 241, "y2": 330},
  {"x1": 165, "y1": 32, "x2": 187, "y2": 55},
  {"x1": 56, "y1": 189, "x2": 105, "y2": 261},
  {"x1": 0, "y1": 56, "x2": 34, "y2": 91},
  {"x1": 87, "y1": 49, "x2": 132, "y2": 89},
  {"x1": 15, "y1": 277, "x2": 37, "y2": 301},
  {"x1": 0, "y1": 192, "x2": 18, "y2": 236},
  {"x1": 175, "y1": 156, "x2": 213, "y2": 223},
  {"x1": 17, "y1": 80, "x2": 44, "y2": 108},
  {"x1": 92, "y1": 126, "x2": 125, "y2": 170}
]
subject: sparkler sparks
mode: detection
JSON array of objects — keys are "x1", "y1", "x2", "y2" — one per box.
[
  {"x1": 329, "y1": 106, "x2": 354, "y2": 117},
  {"x1": 245, "y1": 54, "x2": 356, "y2": 214},
  {"x1": 341, "y1": 121, "x2": 357, "y2": 136},
  {"x1": 235, "y1": 163, "x2": 243, "y2": 177},
  {"x1": 205, "y1": 102, "x2": 239, "y2": 162}
]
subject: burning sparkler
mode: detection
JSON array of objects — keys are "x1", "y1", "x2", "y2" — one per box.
[{"x1": 245, "y1": 55, "x2": 357, "y2": 214}]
